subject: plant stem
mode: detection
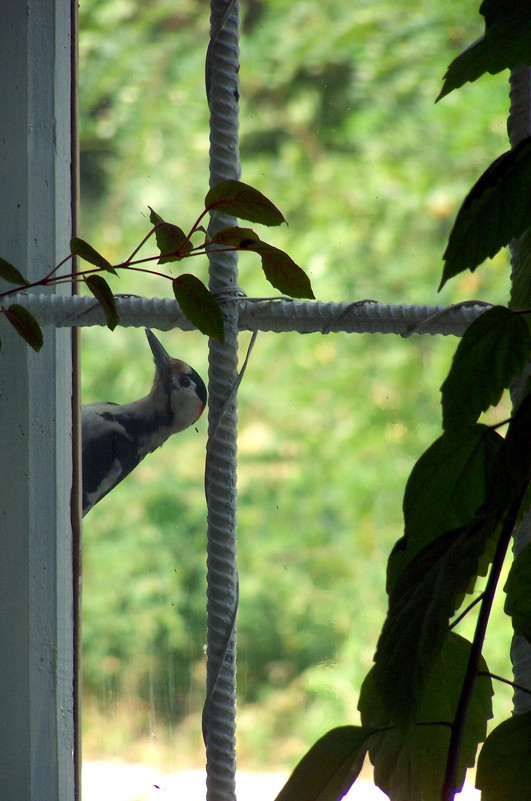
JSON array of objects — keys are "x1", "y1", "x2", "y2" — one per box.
[{"x1": 441, "y1": 489, "x2": 527, "y2": 801}]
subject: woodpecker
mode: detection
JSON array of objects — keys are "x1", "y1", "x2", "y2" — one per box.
[{"x1": 81, "y1": 329, "x2": 207, "y2": 516}]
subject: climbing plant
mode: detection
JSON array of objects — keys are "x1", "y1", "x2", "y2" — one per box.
[
  {"x1": 0, "y1": 179, "x2": 313, "y2": 350},
  {"x1": 275, "y1": 3, "x2": 531, "y2": 801}
]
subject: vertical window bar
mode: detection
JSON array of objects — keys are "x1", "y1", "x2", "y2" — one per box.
[{"x1": 204, "y1": 1, "x2": 241, "y2": 799}]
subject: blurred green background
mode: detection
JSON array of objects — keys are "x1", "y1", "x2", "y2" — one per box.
[{"x1": 80, "y1": 0, "x2": 512, "y2": 771}]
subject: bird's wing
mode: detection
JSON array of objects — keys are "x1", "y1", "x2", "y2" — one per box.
[{"x1": 82, "y1": 404, "x2": 140, "y2": 515}]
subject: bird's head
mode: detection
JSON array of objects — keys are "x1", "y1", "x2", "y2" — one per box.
[{"x1": 145, "y1": 329, "x2": 207, "y2": 432}]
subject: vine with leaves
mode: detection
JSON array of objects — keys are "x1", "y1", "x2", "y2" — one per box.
[
  {"x1": 274, "y1": 3, "x2": 531, "y2": 801},
  {"x1": 0, "y1": 179, "x2": 314, "y2": 350}
]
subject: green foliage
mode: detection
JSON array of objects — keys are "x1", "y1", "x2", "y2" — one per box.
[
  {"x1": 172, "y1": 273, "x2": 225, "y2": 343},
  {"x1": 441, "y1": 138, "x2": 531, "y2": 287},
  {"x1": 4, "y1": 304, "x2": 43, "y2": 352},
  {"x1": 504, "y1": 542, "x2": 531, "y2": 642},
  {"x1": 0, "y1": 257, "x2": 28, "y2": 286},
  {"x1": 360, "y1": 634, "x2": 492, "y2": 801},
  {"x1": 274, "y1": 725, "x2": 376, "y2": 801},
  {"x1": 440, "y1": 306, "x2": 531, "y2": 431},
  {"x1": 438, "y1": 0, "x2": 531, "y2": 100},
  {"x1": 84, "y1": 274, "x2": 119, "y2": 330},
  {"x1": 392, "y1": 425, "x2": 502, "y2": 585},
  {"x1": 476, "y1": 711, "x2": 531, "y2": 801}
]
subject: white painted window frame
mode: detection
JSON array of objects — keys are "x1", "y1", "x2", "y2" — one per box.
[{"x1": 0, "y1": 1, "x2": 78, "y2": 799}]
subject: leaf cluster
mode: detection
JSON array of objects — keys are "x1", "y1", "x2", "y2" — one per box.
[
  {"x1": 275, "y1": 3, "x2": 531, "y2": 801},
  {"x1": 0, "y1": 180, "x2": 314, "y2": 349}
]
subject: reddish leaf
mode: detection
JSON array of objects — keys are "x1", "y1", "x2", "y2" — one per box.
[
  {"x1": 148, "y1": 207, "x2": 192, "y2": 263},
  {"x1": 248, "y1": 241, "x2": 314, "y2": 299},
  {"x1": 172, "y1": 274, "x2": 224, "y2": 342},
  {"x1": 4, "y1": 304, "x2": 44, "y2": 351},
  {"x1": 0, "y1": 257, "x2": 28, "y2": 286},
  {"x1": 205, "y1": 180, "x2": 286, "y2": 226},
  {"x1": 71, "y1": 237, "x2": 115, "y2": 273},
  {"x1": 84, "y1": 274, "x2": 119, "y2": 330}
]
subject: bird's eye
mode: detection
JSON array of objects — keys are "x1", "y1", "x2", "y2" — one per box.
[{"x1": 179, "y1": 375, "x2": 192, "y2": 389}]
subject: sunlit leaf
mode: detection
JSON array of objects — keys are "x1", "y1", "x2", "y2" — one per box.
[
  {"x1": 360, "y1": 634, "x2": 492, "y2": 801},
  {"x1": 172, "y1": 274, "x2": 224, "y2": 342},
  {"x1": 148, "y1": 206, "x2": 192, "y2": 263},
  {"x1": 440, "y1": 138, "x2": 531, "y2": 288},
  {"x1": 71, "y1": 236, "x2": 115, "y2": 273},
  {"x1": 476, "y1": 712, "x2": 531, "y2": 801},
  {"x1": 274, "y1": 726, "x2": 377, "y2": 801},
  {"x1": 85, "y1": 274, "x2": 119, "y2": 330},
  {"x1": 4, "y1": 304, "x2": 44, "y2": 351},
  {"x1": 504, "y1": 542, "x2": 531, "y2": 643},
  {"x1": 205, "y1": 180, "x2": 286, "y2": 226},
  {"x1": 441, "y1": 306, "x2": 531, "y2": 431},
  {"x1": 209, "y1": 226, "x2": 261, "y2": 248},
  {"x1": 0, "y1": 257, "x2": 29, "y2": 286},
  {"x1": 388, "y1": 424, "x2": 503, "y2": 593},
  {"x1": 437, "y1": 1, "x2": 531, "y2": 101}
]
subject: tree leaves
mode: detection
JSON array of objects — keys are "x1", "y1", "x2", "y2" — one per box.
[
  {"x1": 274, "y1": 726, "x2": 377, "y2": 801},
  {"x1": 476, "y1": 712, "x2": 531, "y2": 801},
  {"x1": 173, "y1": 274, "x2": 224, "y2": 343},
  {"x1": 440, "y1": 138, "x2": 531, "y2": 288},
  {"x1": 4, "y1": 304, "x2": 44, "y2": 351},
  {"x1": 205, "y1": 180, "x2": 286, "y2": 226},
  {"x1": 360, "y1": 634, "x2": 492, "y2": 801},
  {"x1": 437, "y1": 1, "x2": 531, "y2": 101},
  {"x1": 441, "y1": 306, "x2": 531, "y2": 431}
]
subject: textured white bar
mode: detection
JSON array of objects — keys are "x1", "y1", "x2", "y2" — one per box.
[{"x1": 9, "y1": 293, "x2": 488, "y2": 336}]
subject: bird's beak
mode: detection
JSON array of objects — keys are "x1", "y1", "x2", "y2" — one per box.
[{"x1": 145, "y1": 329, "x2": 173, "y2": 388}]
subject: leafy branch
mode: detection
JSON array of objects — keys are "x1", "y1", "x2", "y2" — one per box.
[
  {"x1": 274, "y1": 3, "x2": 531, "y2": 801},
  {"x1": 0, "y1": 179, "x2": 314, "y2": 350}
]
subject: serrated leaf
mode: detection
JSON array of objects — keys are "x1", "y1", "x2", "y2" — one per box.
[
  {"x1": 245, "y1": 241, "x2": 314, "y2": 299},
  {"x1": 440, "y1": 138, "x2": 531, "y2": 288},
  {"x1": 476, "y1": 712, "x2": 531, "y2": 801},
  {"x1": 360, "y1": 634, "x2": 492, "y2": 801},
  {"x1": 0, "y1": 257, "x2": 28, "y2": 286},
  {"x1": 374, "y1": 515, "x2": 499, "y2": 720},
  {"x1": 437, "y1": 2, "x2": 531, "y2": 101},
  {"x1": 71, "y1": 236, "x2": 115, "y2": 273},
  {"x1": 388, "y1": 425, "x2": 503, "y2": 593},
  {"x1": 4, "y1": 304, "x2": 44, "y2": 351},
  {"x1": 172, "y1": 274, "x2": 224, "y2": 342},
  {"x1": 209, "y1": 226, "x2": 261, "y2": 248},
  {"x1": 274, "y1": 726, "x2": 377, "y2": 801},
  {"x1": 441, "y1": 306, "x2": 531, "y2": 431},
  {"x1": 148, "y1": 206, "x2": 191, "y2": 264},
  {"x1": 504, "y1": 542, "x2": 531, "y2": 643},
  {"x1": 205, "y1": 180, "x2": 286, "y2": 226},
  {"x1": 489, "y1": 392, "x2": 531, "y2": 511},
  {"x1": 84, "y1": 274, "x2": 119, "y2": 330},
  {"x1": 509, "y1": 226, "x2": 531, "y2": 311}
]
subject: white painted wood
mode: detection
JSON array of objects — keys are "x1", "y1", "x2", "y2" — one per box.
[{"x1": 0, "y1": 1, "x2": 76, "y2": 799}]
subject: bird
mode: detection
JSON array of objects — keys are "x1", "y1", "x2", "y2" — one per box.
[{"x1": 81, "y1": 329, "x2": 207, "y2": 516}]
